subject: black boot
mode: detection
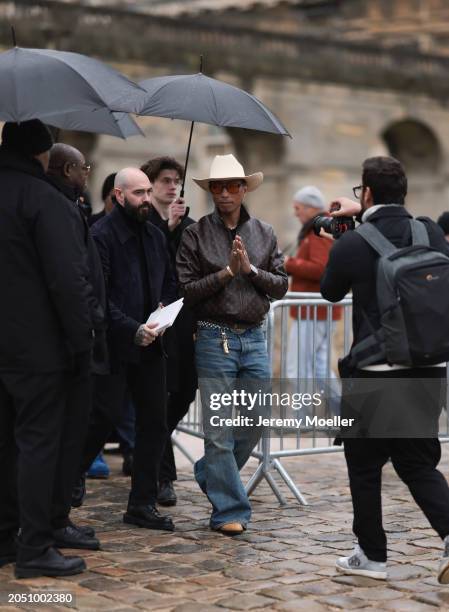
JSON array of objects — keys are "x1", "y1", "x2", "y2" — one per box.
[
  {"x1": 157, "y1": 481, "x2": 177, "y2": 507},
  {"x1": 53, "y1": 525, "x2": 100, "y2": 551},
  {"x1": 15, "y1": 547, "x2": 86, "y2": 579},
  {"x1": 67, "y1": 520, "x2": 96, "y2": 538},
  {"x1": 71, "y1": 475, "x2": 86, "y2": 508},
  {"x1": 123, "y1": 504, "x2": 174, "y2": 531}
]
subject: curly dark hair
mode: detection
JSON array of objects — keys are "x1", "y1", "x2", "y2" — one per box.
[{"x1": 140, "y1": 156, "x2": 184, "y2": 183}]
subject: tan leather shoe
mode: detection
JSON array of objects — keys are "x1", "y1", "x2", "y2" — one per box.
[{"x1": 217, "y1": 522, "x2": 244, "y2": 535}]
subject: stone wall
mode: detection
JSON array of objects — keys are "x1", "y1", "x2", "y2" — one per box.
[
  {"x1": 90, "y1": 74, "x2": 449, "y2": 250},
  {"x1": 2, "y1": 0, "x2": 449, "y2": 247}
]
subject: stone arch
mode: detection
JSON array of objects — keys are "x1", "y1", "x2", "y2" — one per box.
[
  {"x1": 382, "y1": 119, "x2": 441, "y2": 174},
  {"x1": 382, "y1": 118, "x2": 445, "y2": 218}
]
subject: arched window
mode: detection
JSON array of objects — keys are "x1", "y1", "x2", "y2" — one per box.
[{"x1": 382, "y1": 119, "x2": 441, "y2": 173}]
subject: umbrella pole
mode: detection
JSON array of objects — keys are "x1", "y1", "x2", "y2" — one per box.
[
  {"x1": 180, "y1": 120, "x2": 195, "y2": 215},
  {"x1": 180, "y1": 55, "x2": 203, "y2": 214}
]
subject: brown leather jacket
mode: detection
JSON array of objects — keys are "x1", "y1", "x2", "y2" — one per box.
[{"x1": 176, "y1": 205, "x2": 288, "y2": 325}]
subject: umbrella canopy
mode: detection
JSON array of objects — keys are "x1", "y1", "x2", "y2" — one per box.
[
  {"x1": 0, "y1": 47, "x2": 146, "y2": 123},
  {"x1": 45, "y1": 108, "x2": 143, "y2": 139},
  {"x1": 137, "y1": 71, "x2": 290, "y2": 203},
  {"x1": 137, "y1": 72, "x2": 290, "y2": 137}
]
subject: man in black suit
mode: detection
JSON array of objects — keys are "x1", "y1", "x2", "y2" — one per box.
[
  {"x1": 141, "y1": 156, "x2": 197, "y2": 507},
  {"x1": 46, "y1": 143, "x2": 107, "y2": 551},
  {"x1": 0, "y1": 120, "x2": 92, "y2": 578},
  {"x1": 321, "y1": 156, "x2": 449, "y2": 583},
  {"x1": 77, "y1": 167, "x2": 177, "y2": 531}
]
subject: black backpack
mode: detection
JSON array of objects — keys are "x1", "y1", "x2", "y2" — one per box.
[{"x1": 350, "y1": 219, "x2": 449, "y2": 368}]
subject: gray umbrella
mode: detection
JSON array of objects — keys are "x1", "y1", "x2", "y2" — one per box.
[
  {"x1": 45, "y1": 108, "x2": 143, "y2": 139},
  {"x1": 0, "y1": 47, "x2": 146, "y2": 122},
  {"x1": 137, "y1": 72, "x2": 290, "y2": 136},
  {"x1": 137, "y1": 71, "x2": 290, "y2": 198}
]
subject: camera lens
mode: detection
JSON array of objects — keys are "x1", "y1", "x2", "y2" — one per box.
[{"x1": 313, "y1": 216, "x2": 334, "y2": 236}]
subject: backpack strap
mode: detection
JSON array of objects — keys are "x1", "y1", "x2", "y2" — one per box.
[
  {"x1": 355, "y1": 222, "x2": 397, "y2": 256},
  {"x1": 410, "y1": 219, "x2": 430, "y2": 247},
  {"x1": 349, "y1": 328, "x2": 387, "y2": 369}
]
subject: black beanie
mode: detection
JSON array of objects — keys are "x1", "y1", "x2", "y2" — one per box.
[{"x1": 1, "y1": 119, "x2": 54, "y2": 157}]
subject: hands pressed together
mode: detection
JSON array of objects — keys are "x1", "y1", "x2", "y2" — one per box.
[{"x1": 228, "y1": 235, "x2": 252, "y2": 276}]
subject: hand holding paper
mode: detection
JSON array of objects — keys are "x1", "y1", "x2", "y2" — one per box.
[{"x1": 146, "y1": 298, "x2": 184, "y2": 333}]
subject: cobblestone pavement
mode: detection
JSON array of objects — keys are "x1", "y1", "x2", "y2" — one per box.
[{"x1": 2, "y1": 442, "x2": 449, "y2": 611}]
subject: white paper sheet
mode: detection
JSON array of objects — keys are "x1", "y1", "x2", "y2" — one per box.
[{"x1": 146, "y1": 298, "x2": 184, "y2": 333}]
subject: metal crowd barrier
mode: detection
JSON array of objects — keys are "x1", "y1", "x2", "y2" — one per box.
[
  {"x1": 245, "y1": 292, "x2": 352, "y2": 505},
  {"x1": 176, "y1": 291, "x2": 449, "y2": 506}
]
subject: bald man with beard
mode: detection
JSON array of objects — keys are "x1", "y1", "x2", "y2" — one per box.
[{"x1": 75, "y1": 168, "x2": 177, "y2": 531}]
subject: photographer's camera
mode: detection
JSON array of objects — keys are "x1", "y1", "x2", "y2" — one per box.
[{"x1": 313, "y1": 215, "x2": 355, "y2": 239}]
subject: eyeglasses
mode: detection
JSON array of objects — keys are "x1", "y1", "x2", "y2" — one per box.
[
  {"x1": 209, "y1": 180, "x2": 244, "y2": 195},
  {"x1": 352, "y1": 185, "x2": 364, "y2": 200},
  {"x1": 48, "y1": 162, "x2": 91, "y2": 173},
  {"x1": 72, "y1": 162, "x2": 91, "y2": 173}
]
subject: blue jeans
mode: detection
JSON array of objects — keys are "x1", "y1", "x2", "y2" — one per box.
[{"x1": 194, "y1": 326, "x2": 270, "y2": 529}]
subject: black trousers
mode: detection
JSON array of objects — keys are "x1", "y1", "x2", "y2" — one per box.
[
  {"x1": 159, "y1": 308, "x2": 197, "y2": 483},
  {"x1": 345, "y1": 437, "x2": 449, "y2": 562},
  {"x1": 342, "y1": 365, "x2": 449, "y2": 562},
  {"x1": 159, "y1": 386, "x2": 196, "y2": 483},
  {"x1": 52, "y1": 371, "x2": 91, "y2": 529},
  {"x1": 80, "y1": 353, "x2": 166, "y2": 506},
  {"x1": 0, "y1": 371, "x2": 67, "y2": 562}
]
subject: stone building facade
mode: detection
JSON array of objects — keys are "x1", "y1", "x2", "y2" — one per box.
[{"x1": 1, "y1": 0, "x2": 449, "y2": 247}]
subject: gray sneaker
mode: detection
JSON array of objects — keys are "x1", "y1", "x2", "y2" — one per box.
[
  {"x1": 438, "y1": 535, "x2": 449, "y2": 584},
  {"x1": 336, "y1": 544, "x2": 387, "y2": 580}
]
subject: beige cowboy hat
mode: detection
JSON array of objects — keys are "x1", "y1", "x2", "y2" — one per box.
[{"x1": 193, "y1": 154, "x2": 263, "y2": 192}]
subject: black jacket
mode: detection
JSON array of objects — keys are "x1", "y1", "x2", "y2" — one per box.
[
  {"x1": 91, "y1": 204, "x2": 177, "y2": 365},
  {"x1": 0, "y1": 150, "x2": 92, "y2": 372},
  {"x1": 89, "y1": 208, "x2": 106, "y2": 226},
  {"x1": 148, "y1": 207, "x2": 196, "y2": 270},
  {"x1": 148, "y1": 207, "x2": 197, "y2": 394},
  {"x1": 321, "y1": 205, "x2": 449, "y2": 351},
  {"x1": 46, "y1": 175, "x2": 109, "y2": 374}
]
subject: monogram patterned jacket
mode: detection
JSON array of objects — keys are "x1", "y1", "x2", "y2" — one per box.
[{"x1": 176, "y1": 205, "x2": 288, "y2": 325}]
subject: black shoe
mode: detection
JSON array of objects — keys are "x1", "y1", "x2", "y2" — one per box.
[
  {"x1": 157, "y1": 481, "x2": 177, "y2": 507},
  {"x1": 0, "y1": 540, "x2": 16, "y2": 567},
  {"x1": 71, "y1": 475, "x2": 86, "y2": 508},
  {"x1": 123, "y1": 504, "x2": 174, "y2": 531},
  {"x1": 122, "y1": 453, "x2": 133, "y2": 477},
  {"x1": 67, "y1": 521, "x2": 96, "y2": 538},
  {"x1": 53, "y1": 525, "x2": 100, "y2": 551},
  {"x1": 15, "y1": 547, "x2": 86, "y2": 579}
]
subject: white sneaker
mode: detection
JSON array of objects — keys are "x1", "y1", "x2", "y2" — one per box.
[
  {"x1": 438, "y1": 535, "x2": 449, "y2": 584},
  {"x1": 336, "y1": 544, "x2": 387, "y2": 580}
]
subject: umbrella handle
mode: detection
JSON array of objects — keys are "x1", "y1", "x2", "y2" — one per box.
[{"x1": 180, "y1": 120, "x2": 195, "y2": 219}]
